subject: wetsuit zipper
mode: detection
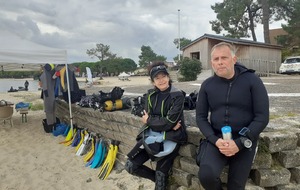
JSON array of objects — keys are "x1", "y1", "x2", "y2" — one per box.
[{"x1": 224, "y1": 82, "x2": 232, "y2": 125}]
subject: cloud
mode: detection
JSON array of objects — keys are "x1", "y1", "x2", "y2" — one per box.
[{"x1": 0, "y1": 0, "x2": 282, "y2": 64}]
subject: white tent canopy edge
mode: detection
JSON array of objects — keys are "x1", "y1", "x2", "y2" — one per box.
[{"x1": 0, "y1": 30, "x2": 73, "y2": 132}]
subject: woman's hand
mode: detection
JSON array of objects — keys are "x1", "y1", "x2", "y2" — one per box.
[
  {"x1": 141, "y1": 110, "x2": 149, "y2": 124},
  {"x1": 172, "y1": 120, "x2": 181, "y2": 130}
]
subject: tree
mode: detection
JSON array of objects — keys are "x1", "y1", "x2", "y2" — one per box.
[
  {"x1": 73, "y1": 58, "x2": 137, "y2": 77},
  {"x1": 178, "y1": 57, "x2": 202, "y2": 81},
  {"x1": 278, "y1": 0, "x2": 300, "y2": 57},
  {"x1": 119, "y1": 58, "x2": 137, "y2": 73},
  {"x1": 86, "y1": 43, "x2": 117, "y2": 79},
  {"x1": 210, "y1": 0, "x2": 258, "y2": 40},
  {"x1": 261, "y1": 0, "x2": 270, "y2": 43},
  {"x1": 86, "y1": 43, "x2": 116, "y2": 61},
  {"x1": 138, "y1": 45, "x2": 166, "y2": 68},
  {"x1": 173, "y1": 37, "x2": 192, "y2": 49},
  {"x1": 210, "y1": 0, "x2": 290, "y2": 43},
  {"x1": 173, "y1": 38, "x2": 192, "y2": 62},
  {"x1": 282, "y1": 0, "x2": 300, "y2": 45}
]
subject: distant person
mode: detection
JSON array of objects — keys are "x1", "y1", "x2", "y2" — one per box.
[
  {"x1": 24, "y1": 80, "x2": 29, "y2": 90},
  {"x1": 196, "y1": 42, "x2": 269, "y2": 189},
  {"x1": 125, "y1": 62, "x2": 187, "y2": 190}
]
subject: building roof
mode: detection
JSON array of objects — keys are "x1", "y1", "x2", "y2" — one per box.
[{"x1": 181, "y1": 33, "x2": 282, "y2": 50}]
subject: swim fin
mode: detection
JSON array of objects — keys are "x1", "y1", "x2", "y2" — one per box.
[
  {"x1": 71, "y1": 129, "x2": 81, "y2": 147},
  {"x1": 84, "y1": 135, "x2": 96, "y2": 162},
  {"x1": 76, "y1": 132, "x2": 92, "y2": 156},
  {"x1": 85, "y1": 138, "x2": 99, "y2": 167},
  {"x1": 97, "y1": 143, "x2": 106, "y2": 168},
  {"x1": 98, "y1": 140, "x2": 120, "y2": 180},
  {"x1": 64, "y1": 128, "x2": 77, "y2": 146},
  {"x1": 102, "y1": 140, "x2": 119, "y2": 179},
  {"x1": 59, "y1": 127, "x2": 75, "y2": 145},
  {"x1": 75, "y1": 130, "x2": 86, "y2": 152},
  {"x1": 90, "y1": 139, "x2": 104, "y2": 169},
  {"x1": 63, "y1": 125, "x2": 70, "y2": 136}
]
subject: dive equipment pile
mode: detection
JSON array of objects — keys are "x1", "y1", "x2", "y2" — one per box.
[
  {"x1": 52, "y1": 123, "x2": 120, "y2": 180},
  {"x1": 77, "y1": 86, "x2": 130, "y2": 112}
]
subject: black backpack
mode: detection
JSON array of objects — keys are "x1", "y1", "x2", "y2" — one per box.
[{"x1": 184, "y1": 91, "x2": 198, "y2": 110}]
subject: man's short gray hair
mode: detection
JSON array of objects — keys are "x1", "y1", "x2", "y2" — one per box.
[{"x1": 211, "y1": 42, "x2": 236, "y2": 57}]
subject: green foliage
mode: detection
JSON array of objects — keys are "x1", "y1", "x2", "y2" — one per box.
[
  {"x1": 281, "y1": 47, "x2": 300, "y2": 61},
  {"x1": 85, "y1": 43, "x2": 137, "y2": 77},
  {"x1": 86, "y1": 43, "x2": 117, "y2": 61},
  {"x1": 138, "y1": 45, "x2": 157, "y2": 68},
  {"x1": 210, "y1": 0, "x2": 292, "y2": 41},
  {"x1": 0, "y1": 71, "x2": 40, "y2": 79},
  {"x1": 281, "y1": 0, "x2": 300, "y2": 47},
  {"x1": 30, "y1": 103, "x2": 44, "y2": 111},
  {"x1": 210, "y1": 0, "x2": 255, "y2": 39},
  {"x1": 121, "y1": 58, "x2": 138, "y2": 72},
  {"x1": 173, "y1": 55, "x2": 183, "y2": 63},
  {"x1": 178, "y1": 57, "x2": 202, "y2": 81},
  {"x1": 72, "y1": 58, "x2": 137, "y2": 76},
  {"x1": 173, "y1": 37, "x2": 192, "y2": 49},
  {"x1": 138, "y1": 45, "x2": 166, "y2": 68},
  {"x1": 173, "y1": 37, "x2": 192, "y2": 62}
]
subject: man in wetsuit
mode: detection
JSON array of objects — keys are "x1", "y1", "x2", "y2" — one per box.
[{"x1": 196, "y1": 42, "x2": 269, "y2": 189}]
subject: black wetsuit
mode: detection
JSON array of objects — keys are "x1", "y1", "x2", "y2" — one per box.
[{"x1": 196, "y1": 63, "x2": 269, "y2": 189}]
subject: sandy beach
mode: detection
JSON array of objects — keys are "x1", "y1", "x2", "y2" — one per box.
[
  {"x1": 2, "y1": 72, "x2": 300, "y2": 190},
  {"x1": 0, "y1": 76, "x2": 155, "y2": 190}
]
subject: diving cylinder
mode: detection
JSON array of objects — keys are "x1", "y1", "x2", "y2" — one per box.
[{"x1": 104, "y1": 99, "x2": 123, "y2": 111}]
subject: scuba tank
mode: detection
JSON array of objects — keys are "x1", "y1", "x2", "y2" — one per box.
[
  {"x1": 104, "y1": 99, "x2": 123, "y2": 111},
  {"x1": 104, "y1": 97, "x2": 131, "y2": 111}
]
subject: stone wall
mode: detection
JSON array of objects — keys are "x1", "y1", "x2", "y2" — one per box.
[{"x1": 56, "y1": 100, "x2": 300, "y2": 189}]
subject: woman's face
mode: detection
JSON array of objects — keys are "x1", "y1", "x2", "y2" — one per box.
[{"x1": 153, "y1": 72, "x2": 170, "y2": 91}]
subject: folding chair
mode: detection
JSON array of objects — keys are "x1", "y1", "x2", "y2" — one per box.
[{"x1": 0, "y1": 106, "x2": 14, "y2": 127}]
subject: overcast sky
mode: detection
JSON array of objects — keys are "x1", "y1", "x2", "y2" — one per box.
[{"x1": 0, "y1": 0, "x2": 284, "y2": 64}]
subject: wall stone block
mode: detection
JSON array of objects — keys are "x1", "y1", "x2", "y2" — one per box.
[
  {"x1": 252, "y1": 167, "x2": 291, "y2": 187},
  {"x1": 274, "y1": 148, "x2": 300, "y2": 168},
  {"x1": 260, "y1": 131, "x2": 298, "y2": 153},
  {"x1": 290, "y1": 166, "x2": 300, "y2": 184}
]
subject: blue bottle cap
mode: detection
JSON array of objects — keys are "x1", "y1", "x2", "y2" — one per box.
[{"x1": 221, "y1": 126, "x2": 232, "y2": 134}]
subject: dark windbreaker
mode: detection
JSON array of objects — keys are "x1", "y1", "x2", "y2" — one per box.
[
  {"x1": 138, "y1": 85, "x2": 187, "y2": 144},
  {"x1": 196, "y1": 63, "x2": 269, "y2": 148}
]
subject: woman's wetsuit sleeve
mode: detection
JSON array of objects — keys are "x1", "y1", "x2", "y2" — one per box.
[{"x1": 147, "y1": 93, "x2": 185, "y2": 132}]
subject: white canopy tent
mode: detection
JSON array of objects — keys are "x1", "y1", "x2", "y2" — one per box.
[{"x1": 0, "y1": 30, "x2": 74, "y2": 130}]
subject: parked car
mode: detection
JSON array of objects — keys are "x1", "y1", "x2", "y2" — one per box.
[{"x1": 279, "y1": 56, "x2": 300, "y2": 74}]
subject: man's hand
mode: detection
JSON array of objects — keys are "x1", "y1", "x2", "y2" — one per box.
[{"x1": 216, "y1": 138, "x2": 239, "y2": 157}]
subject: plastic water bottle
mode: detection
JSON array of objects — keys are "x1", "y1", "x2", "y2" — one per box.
[{"x1": 221, "y1": 126, "x2": 232, "y2": 140}]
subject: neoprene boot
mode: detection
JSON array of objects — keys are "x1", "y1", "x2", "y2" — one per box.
[
  {"x1": 155, "y1": 171, "x2": 168, "y2": 190},
  {"x1": 42, "y1": 119, "x2": 54, "y2": 133}
]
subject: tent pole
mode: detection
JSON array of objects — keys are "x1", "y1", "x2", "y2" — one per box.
[{"x1": 65, "y1": 63, "x2": 73, "y2": 136}]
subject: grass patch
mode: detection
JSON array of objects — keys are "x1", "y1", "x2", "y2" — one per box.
[
  {"x1": 11, "y1": 92, "x2": 41, "y2": 102},
  {"x1": 269, "y1": 112, "x2": 297, "y2": 120},
  {"x1": 30, "y1": 103, "x2": 44, "y2": 111},
  {"x1": 269, "y1": 114, "x2": 280, "y2": 120}
]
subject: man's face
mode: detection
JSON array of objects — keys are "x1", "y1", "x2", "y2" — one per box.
[{"x1": 211, "y1": 45, "x2": 237, "y2": 79}]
